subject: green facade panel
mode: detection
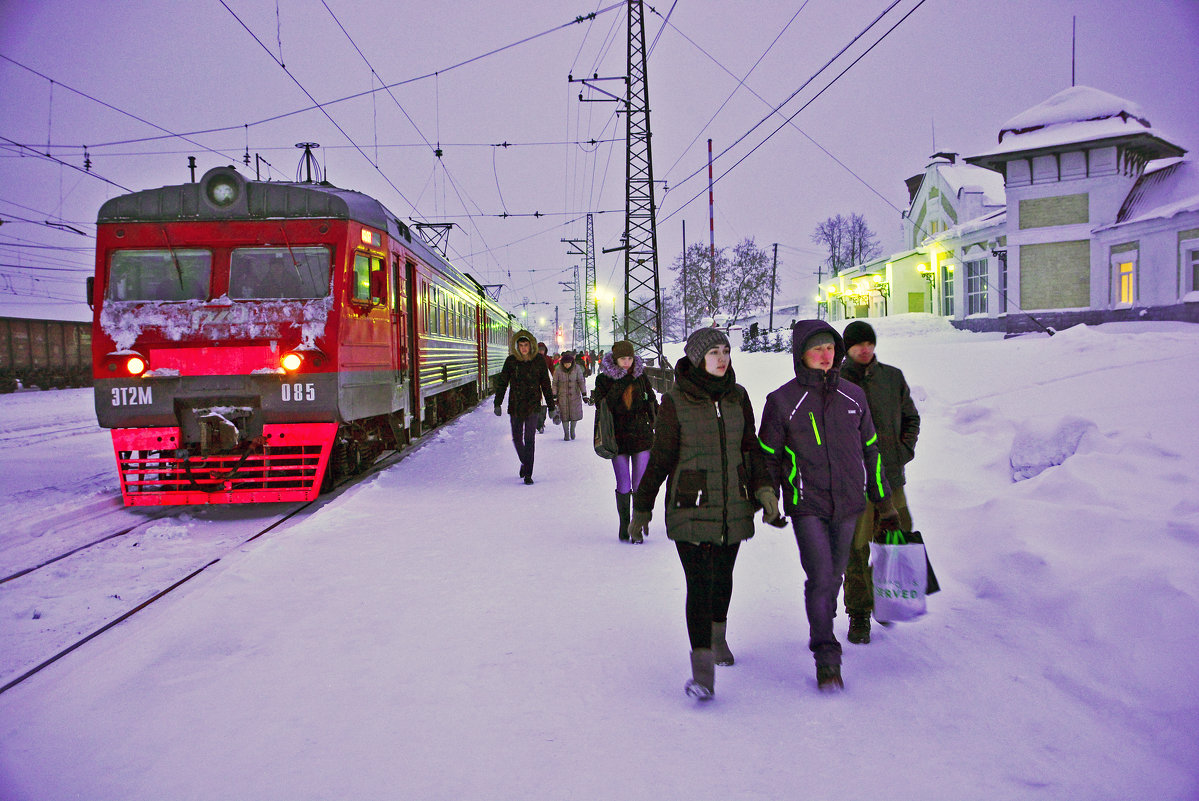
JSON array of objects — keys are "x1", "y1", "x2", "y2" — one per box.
[
  {"x1": 1019, "y1": 193, "x2": 1089, "y2": 229},
  {"x1": 1020, "y1": 240, "x2": 1090, "y2": 309}
]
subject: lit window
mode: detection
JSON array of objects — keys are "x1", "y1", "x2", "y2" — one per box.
[
  {"x1": 1110, "y1": 249, "x2": 1138, "y2": 306},
  {"x1": 1119, "y1": 262, "x2": 1134, "y2": 304}
]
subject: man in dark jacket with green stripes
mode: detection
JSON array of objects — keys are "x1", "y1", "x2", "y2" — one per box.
[
  {"x1": 839, "y1": 321, "x2": 921, "y2": 644},
  {"x1": 758, "y1": 320, "x2": 899, "y2": 691}
]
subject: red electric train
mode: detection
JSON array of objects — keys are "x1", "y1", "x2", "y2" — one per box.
[{"x1": 90, "y1": 165, "x2": 514, "y2": 506}]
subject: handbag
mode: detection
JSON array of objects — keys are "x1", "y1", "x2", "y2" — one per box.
[
  {"x1": 869, "y1": 529, "x2": 929, "y2": 623},
  {"x1": 593, "y1": 398, "x2": 618, "y2": 459}
]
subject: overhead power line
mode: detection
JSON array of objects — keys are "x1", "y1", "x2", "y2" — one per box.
[{"x1": 660, "y1": 0, "x2": 930, "y2": 224}]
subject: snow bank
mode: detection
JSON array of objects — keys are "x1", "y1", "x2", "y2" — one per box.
[{"x1": 1009, "y1": 415, "x2": 1099, "y2": 481}]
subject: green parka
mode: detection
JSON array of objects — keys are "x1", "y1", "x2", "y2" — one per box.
[{"x1": 634, "y1": 357, "x2": 770, "y2": 545}]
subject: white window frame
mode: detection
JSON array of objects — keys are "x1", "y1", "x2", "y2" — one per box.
[
  {"x1": 1181, "y1": 237, "x2": 1199, "y2": 300},
  {"x1": 965, "y1": 258, "x2": 988, "y2": 315},
  {"x1": 1110, "y1": 248, "x2": 1138, "y2": 307}
]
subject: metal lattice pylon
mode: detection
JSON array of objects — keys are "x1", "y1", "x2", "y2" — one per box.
[
  {"x1": 583, "y1": 214, "x2": 600, "y2": 354},
  {"x1": 571, "y1": 265, "x2": 584, "y2": 348},
  {"x1": 622, "y1": 0, "x2": 663, "y2": 363}
]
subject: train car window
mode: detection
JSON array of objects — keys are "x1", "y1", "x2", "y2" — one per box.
[
  {"x1": 229, "y1": 246, "x2": 330, "y2": 299},
  {"x1": 107, "y1": 249, "x2": 211, "y2": 301},
  {"x1": 351, "y1": 252, "x2": 383, "y2": 304},
  {"x1": 391, "y1": 258, "x2": 405, "y2": 314}
]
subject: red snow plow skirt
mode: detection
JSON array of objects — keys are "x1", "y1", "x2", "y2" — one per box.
[{"x1": 111, "y1": 423, "x2": 338, "y2": 506}]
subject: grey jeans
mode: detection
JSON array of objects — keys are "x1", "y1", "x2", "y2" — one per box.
[{"x1": 793, "y1": 515, "x2": 858, "y2": 667}]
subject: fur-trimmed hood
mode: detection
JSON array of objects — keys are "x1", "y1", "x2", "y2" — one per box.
[
  {"x1": 509, "y1": 329, "x2": 537, "y2": 361},
  {"x1": 600, "y1": 350, "x2": 646, "y2": 379}
]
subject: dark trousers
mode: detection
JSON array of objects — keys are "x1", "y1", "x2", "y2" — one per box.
[
  {"x1": 509, "y1": 413, "x2": 538, "y2": 477},
  {"x1": 676, "y1": 541, "x2": 741, "y2": 650},
  {"x1": 844, "y1": 486, "x2": 912, "y2": 616},
  {"x1": 793, "y1": 515, "x2": 858, "y2": 667}
]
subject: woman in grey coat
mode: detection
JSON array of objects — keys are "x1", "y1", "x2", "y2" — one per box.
[{"x1": 551, "y1": 351, "x2": 586, "y2": 441}]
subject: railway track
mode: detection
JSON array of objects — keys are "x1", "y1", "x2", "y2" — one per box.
[{"x1": 0, "y1": 406, "x2": 463, "y2": 696}]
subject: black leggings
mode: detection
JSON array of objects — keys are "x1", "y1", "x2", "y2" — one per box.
[{"x1": 675, "y1": 541, "x2": 741, "y2": 650}]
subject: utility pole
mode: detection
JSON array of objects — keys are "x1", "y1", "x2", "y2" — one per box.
[
  {"x1": 569, "y1": 4, "x2": 662, "y2": 363},
  {"x1": 814, "y1": 262, "x2": 826, "y2": 320},
  {"x1": 563, "y1": 214, "x2": 600, "y2": 354},
  {"x1": 682, "y1": 220, "x2": 689, "y2": 334},
  {"x1": 621, "y1": 0, "x2": 664, "y2": 363},
  {"x1": 769, "y1": 242, "x2": 778, "y2": 330},
  {"x1": 708, "y1": 138, "x2": 716, "y2": 321}
]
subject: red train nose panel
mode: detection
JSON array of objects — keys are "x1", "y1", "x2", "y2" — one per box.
[{"x1": 111, "y1": 423, "x2": 337, "y2": 505}]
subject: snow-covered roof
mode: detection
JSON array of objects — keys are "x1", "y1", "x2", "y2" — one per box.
[
  {"x1": 933, "y1": 162, "x2": 1006, "y2": 206},
  {"x1": 966, "y1": 86, "x2": 1185, "y2": 166},
  {"x1": 940, "y1": 207, "x2": 1007, "y2": 240},
  {"x1": 999, "y1": 86, "x2": 1148, "y2": 141},
  {"x1": 1096, "y1": 158, "x2": 1199, "y2": 231}
]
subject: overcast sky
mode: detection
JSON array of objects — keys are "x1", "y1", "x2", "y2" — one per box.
[{"x1": 2, "y1": 0, "x2": 1196, "y2": 325}]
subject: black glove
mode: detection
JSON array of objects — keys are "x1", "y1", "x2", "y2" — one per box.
[
  {"x1": 493, "y1": 405, "x2": 502, "y2": 417},
  {"x1": 874, "y1": 498, "x2": 901, "y2": 535}
]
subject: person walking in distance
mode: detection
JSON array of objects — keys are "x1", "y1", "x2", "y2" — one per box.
[
  {"x1": 536, "y1": 342, "x2": 553, "y2": 433},
  {"x1": 594, "y1": 340, "x2": 657, "y2": 543},
  {"x1": 494, "y1": 330, "x2": 555, "y2": 484},
  {"x1": 552, "y1": 351, "x2": 586, "y2": 441},
  {"x1": 758, "y1": 320, "x2": 899, "y2": 692},
  {"x1": 839, "y1": 321, "x2": 920, "y2": 644},
  {"x1": 631, "y1": 328, "x2": 774, "y2": 701}
]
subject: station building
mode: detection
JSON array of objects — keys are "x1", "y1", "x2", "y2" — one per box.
[{"x1": 818, "y1": 86, "x2": 1199, "y2": 334}]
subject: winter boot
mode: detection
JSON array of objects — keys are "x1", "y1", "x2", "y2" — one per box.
[
  {"x1": 712, "y1": 621, "x2": 735, "y2": 666},
  {"x1": 616, "y1": 491, "x2": 632, "y2": 542},
  {"x1": 847, "y1": 615, "x2": 871, "y2": 645},
  {"x1": 685, "y1": 648, "x2": 715, "y2": 700},
  {"x1": 816, "y1": 664, "x2": 844, "y2": 692}
]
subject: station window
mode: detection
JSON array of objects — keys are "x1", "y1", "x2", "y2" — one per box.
[
  {"x1": 1182, "y1": 239, "x2": 1199, "y2": 295},
  {"x1": 1110, "y1": 249, "x2": 1137, "y2": 305},
  {"x1": 965, "y1": 258, "x2": 988, "y2": 315}
]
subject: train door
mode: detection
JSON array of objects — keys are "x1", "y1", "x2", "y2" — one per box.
[
  {"x1": 475, "y1": 298, "x2": 486, "y2": 392},
  {"x1": 406, "y1": 260, "x2": 422, "y2": 437},
  {"x1": 390, "y1": 254, "x2": 409, "y2": 428}
]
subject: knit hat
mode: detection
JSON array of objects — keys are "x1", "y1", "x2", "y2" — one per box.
[
  {"x1": 802, "y1": 331, "x2": 836, "y2": 352},
  {"x1": 684, "y1": 327, "x2": 731, "y2": 367},
  {"x1": 611, "y1": 340, "x2": 635, "y2": 359},
  {"x1": 842, "y1": 321, "x2": 876, "y2": 350},
  {"x1": 560, "y1": 351, "x2": 575, "y2": 363}
]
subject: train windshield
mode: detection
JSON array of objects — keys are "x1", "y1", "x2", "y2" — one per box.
[
  {"x1": 229, "y1": 246, "x2": 331, "y2": 299},
  {"x1": 107, "y1": 249, "x2": 211, "y2": 301}
]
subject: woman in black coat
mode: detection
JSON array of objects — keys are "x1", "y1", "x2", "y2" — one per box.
[{"x1": 593, "y1": 340, "x2": 657, "y2": 543}]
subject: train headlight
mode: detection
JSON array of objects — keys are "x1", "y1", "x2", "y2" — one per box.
[
  {"x1": 280, "y1": 351, "x2": 304, "y2": 372},
  {"x1": 125, "y1": 355, "x2": 148, "y2": 376},
  {"x1": 205, "y1": 174, "x2": 240, "y2": 207}
]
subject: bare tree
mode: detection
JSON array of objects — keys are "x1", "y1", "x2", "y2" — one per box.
[
  {"x1": 665, "y1": 237, "x2": 778, "y2": 332},
  {"x1": 811, "y1": 213, "x2": 882, "y2": 276}
]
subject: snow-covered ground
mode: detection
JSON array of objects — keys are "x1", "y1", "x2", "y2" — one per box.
[{"x1": 1, "y1": 315, "x2": 1197, "y2": 800}]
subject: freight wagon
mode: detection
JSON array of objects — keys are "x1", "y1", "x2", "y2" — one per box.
[{"x1": 0, "y1": 316, "x2": 92, "y2": 393}]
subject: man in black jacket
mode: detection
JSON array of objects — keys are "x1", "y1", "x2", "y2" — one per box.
[
  {"x1": 839, "y1": 321, "x2": 921, "y2": 644},
  {"x1": 495, "y1": 330, "x2": 555, "y2": 484}
]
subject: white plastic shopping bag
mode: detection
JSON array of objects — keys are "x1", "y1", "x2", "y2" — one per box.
[{"x1": 870, "y1": 530, "x2": 927, "y2": 622}]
